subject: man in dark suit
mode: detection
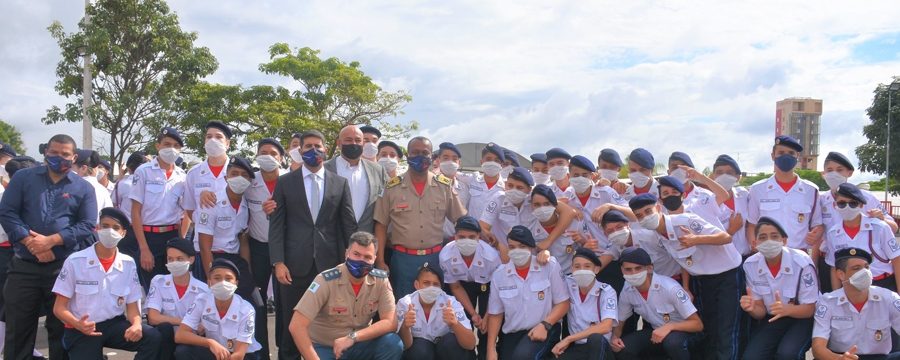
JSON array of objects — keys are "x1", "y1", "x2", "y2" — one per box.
[
  {"x1": 324, "y1": 125, "x2": 388, "y2": 234},
  {"x1": 269, "y1": 130, "x2": 358, "y2": 360}
]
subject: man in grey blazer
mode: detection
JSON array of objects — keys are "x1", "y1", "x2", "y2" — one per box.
[
  {"x1": 324, "y1": 125, "x2": 389, "y2": 233},
  {"x1": 269, "y1": 130, "x2": 358, "y2": 360}
]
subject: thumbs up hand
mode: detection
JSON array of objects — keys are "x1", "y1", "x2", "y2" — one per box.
[
  {"x1": 768, "y1": 291, "x2": 788, "y2": 323},
  {"x1": 402, "y1": 303, "x2": 417, "y2": 329},
  {"x1": 740, "y1": 287, "x2": 755, "y2": 313},
  {"x1": 443, "y1": 299, "x2": 459, "y2": 326}
]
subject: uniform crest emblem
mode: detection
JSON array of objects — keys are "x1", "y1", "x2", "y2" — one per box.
[
  {"x1": 675, "y1": 289, "x2": 688, "y2": 303},
  {"x1": 802, "y1": 273, "x2": 814, "y2": 287},
  {"x1": 537, "y1": 291, "x2": 544, "y2": 301},
  {"x1": 815, "y1": 304, "x2": 827, "y2": 318},
  {"x1": 685, "y1": 256, "x2": 693, "y2": 267},
  {"x1": 849, "y1": 249, "x2": 857, "y2": 256},
  {"x1": 117, "y1": 296, "x2": 125, "y2": 307},
  {"x1": 662, "y1": 313, "x2": 670, "y2": 323},
  {"x1": 566, "y1": 245, "x2": 574, "y2": 254},
  {"x1": 480, "y1": 284, "x2": 487, "y2": 292},
  {"x1": 688, "y1": 221, "x2": 702, "y2": 234},
  {"x1": 200, "y1": 213, "x2": 209, "y2": 225},
  {"x1": 605, "y1": 297, "x2": 616, "y2": 310},
  {"x1": 876, "y1": 330, "x2": 884, "y2": 342},
  {"x1": 797, "y1": 213, "x2": 805, "y2": 223},
  {"x1": 226, "y1": 339, "x2": 234, "y2": 351}
]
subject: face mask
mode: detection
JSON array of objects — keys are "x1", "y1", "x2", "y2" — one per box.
[
  {"x1": 417, "y1": 286, "x2": 443, "y2": 304},
  {"x1": 639, "y1": 213, "x2": 660, "y2": 230},
  {"x1": 210, "y1": 281, "x2": 238, "y2": 300},
  {"x1": 662, "y1": 195, "x2": 683, "y2": 212},
  {"x1": 345, "y1": 258, "x2": 374, "y2": 278},
  {"x1": 362, "y1": 142, "x2": 379, "y2": 158},
  {"x1": 774, "y1": 154, "x2": 797, "y2": 172},
  {"x1": 341, "y1": 144, "x2": 363, "y2": 160},
  {"x1": 456, "y1": 239, "x2": 479, "y2": 256},
  {"x1": 96, "y1": 169, "x2": 107, "y2": 181},
  {"x1": 755, "y1": 240, "x2": 783, "y2": 259},
  {"x1": 481, "y1": 161, "x2": 502, "y2": 177},
  {"x1": 570, "y1": 176, "x2": 593, "y2": 194},
  {"x1": 509, "y1": 248, "x2": 532, "y2": 267},
  {"x1": 166, "y1": 261, "x2": 191, "y2": 276},
  {"x1": 302, "y1": 148, "x2": 325, "y2": 168},
  {"x1": 549, "y1": 166, "x2": 569, "y2": 181},
  {"x1": 440, "y1": 161, "x2": 459, "y2": 177},
  {"x1": 624, "y1": 270, "x2": 648, "y2": 287},
  {"x1": 532, "y1": 206, "x2": 555, "y2": 222},
  {"x1": 715, "y1": 174, "x2": 738, "y2": 189},
  {"x1": 629, "y1": 171, "x2": 651, "y2": 188},
  {"x1": 670, "y1": 168, "x2": 688, "y2": 184},
  {"x1": 205, "y1": 139, "x2": 227, "y2": 157},
  {"x1": 572, "y1": 269, "x2": 596, "y2": 288},
  {"x1": 608, "y1": 228, "x2": 630, "y2": 247},
  {"x1": 289, "y1": 148, "x2": 302, "y2": 164},
  {"x1": 824, "y1": 171, "x2": 848, "y2": 189},
  {"x1": 505, "y1": 189, "x2": 528, "y2": 205},
  {"x1": 599, "y1": 169, "x2": 619, "y2": 182},
  {"x1": 97, "y1": 228, "x2": 123, "y2": 249},
  {"x1": 378, "y1": 157, "x2": 398, "y2": 173},
  {"x1": 836, "y1": 206, "x2": 861, "y2": 221},
  {"x1": 159, "y1": 147, "x2": 180, "y2": 165},
  {"x1": 500, "y1": 165, "x2": 514, "y2": 178},
  {"x1": 407, "y1": 155, "x2": 431, "y2": 173},
  {"x1": 46, "y1": 156, "x2": 73, "y2": 174},
  {"x1": 848, "y1": 268, "x2": 873, "y2": 291},
  {"x1": 532, "y1": 172, "x2": 551, "y2": 185},
  {"x1": 256, "y1": 155, "x2": 280, "y2": 172},
  {"x1": 227, "y1": 176, "x2": 251, "y2": 194}
]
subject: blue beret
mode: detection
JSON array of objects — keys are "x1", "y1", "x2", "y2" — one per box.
[
  {"x1": 439, "y1": 142, "x2": 462, "y2": 158},
  {"x1": 775, "y1": 135, "x2": 803, "y2": 152},
  {"x1": 210, "y1": 258, "x2": 240, "y2": 277},
  {"x1": 503, "y1": 149, "x2": 520, "y2": 167},
  {"x1": 0, "y1": 142, "x2": 17, "y2": 158},
  {"x1": 570, "y1": 155, "x2": 596, "y2": 172},
  {"x1": 360, "y1": 125, "x2": 381, "y2": 138},
  {"x1": 228, "y1": 156, "x2": 256, "y2": 179},
  {"x1": 545, "y1": 147, "x2": 572, "y2": 161},
  {"x1": 531, "y1": 184, "x2": 557, "y2": 206},
  {"x1": 598, "y1": 148, "x2": 623, "y2": 167},
  {"x1": 454, "y1": 215, "x2": 482, "y2": 233},
  {"x1": 417, "y1": 262, "x2": 444, "y2": 284},
  {"x1": 825, "y1": 152, "x2": 854, "y2": 172},
  {"x1": 574, "y1": 247, "x2": 601, "y2": 266},
  {"x1": 126, "y1": 151, "x2": 148, "y2": 171},
  {"x1": 668, "y1": 151, "x2": 694, "y2": 168},
  {"x1": 530, "y1": 153, "x2": 548, "y2": 164},
  {"x1": 620, "y1": 247, "x2": 652, "y2": 266},
  {"x1": 75, "y1": 149, "x2": 95, "y2": 165},
  {"x1": 836, "y1": 183, "x2": 866, "y2": 204},
  {"x1": 482, "y1": 143, "x2": 506, "y2": 162},
  {"x1": 714, "y1": 154, "x2": 741, "y2": 174},
  {"x1": 166, "y1": 237, "x2": 196, "y2": 257},
  {"x1": 628, "y1": 193, "x2": 657, "y2": 211},
  {"x1": 99, "y1": 207, "x2": 130, "y2": 230},
  {"x1": 657, "y1": 175, "x2": 684, "y2": 194},
  {"x1": 99, "y1": 160, "x2": 112, "y2": 171},
  {"x1": 258, "y1": 138, "x2": 285, "y2": 156},
  {"x1": 601, "y1": 209, "x2": 630, "y2": 226},
  {"x1": 205, "y1": 121, "x2": 233, "y2": 139},
  {"x1": 755, "y1": 216, "x2": 788, "y2": 238},
  {"x1": 508, "y1": 167, "x2": 534, "y2": 187},
  {"x1": 378, "y1": 141, "x2": 404, "y2": 159},
  {"x1": 159, "y1": 127, "x2": 184, "y2": 147},
  {"x1": 629, "y1": 148, "x2": 654, "y2": 170},
  {"x1": 508, "y1": 225, "x2": 536, "y2": 248},
  {"x1": 834, "y1": 247, "x2": 872, "y2": 265}
]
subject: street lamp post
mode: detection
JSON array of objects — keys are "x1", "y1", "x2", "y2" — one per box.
[
  {"x1": 82, "y1": 0, "x2": 92, "y2": 150},
  {"x1": 887, "y1": 80, "x2": 900, "y2": 203}
]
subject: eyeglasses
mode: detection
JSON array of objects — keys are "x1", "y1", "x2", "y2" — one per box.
[{"x1": 835, "y1": 201, "x2": 861, "y2": 209}]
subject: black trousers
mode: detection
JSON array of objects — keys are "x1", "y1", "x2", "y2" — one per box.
[
  {"x1": 742, "y1": 316, "x2": 812, "y2": 360},
  {"x1": 3, "y1": 257, "x2": 66, "y2": 360},
  {"x1": 690, "y1": 266, "x2": 743, "y2": 360},
  {"x1": 498, "y1": 324, "x2": 560, "y2": 360},
  {"x1": 616, "y1": 328, "x2": 699, "y2": 360},
  {"x1": 557, "y1": 333, "x2": 613, "y2": 360},
  {"x1": 154, "y1": 322, "x2": 177, "y2": 360},
  {"x1": 62, "y1": 316, "x2": 161, "y2": 360},
  {"x1": 460, "y1": 281, "x2": 490, "y2": 360},
  {"x1": 817, "y1": 255, "x2": 833, "y2": 293},
  {"x1": 276, "y1": 264, "x2": 317, "y2": 360},
  {"x1": 120, "y1": 229, "x2": 179, "y2": 291},
  {"x1": 0, "y1": 246, "x2": 14, "y2": 320},
  {"x1": 402, "y1": 333, "x2": 473, "y2": 360},
  {"x1": 248, "y1": 237, "x2": 271, "y2": 359},
  {"x1": 174, "y1": 344, "x2": 259, "y2": 360}
]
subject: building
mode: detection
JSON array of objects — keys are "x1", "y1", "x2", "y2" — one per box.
[
  {"x1": 455, "y1": 143, "x2": 531, "y2": 172},
  {"x1": 776, "y1": 98, "x2": 822, "y2": 170}
]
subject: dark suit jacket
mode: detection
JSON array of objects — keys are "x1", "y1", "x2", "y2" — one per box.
[
  {"x1": 268, "y1": 166, "x2": 358, "y2": 278},
  {"x1": 324, "y1": 157, "x2": 388, "y2": 233}
]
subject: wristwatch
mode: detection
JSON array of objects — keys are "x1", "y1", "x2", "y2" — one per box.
[
  {"x1": 348, "y1": 330, "x2": 358, "y2": 343},
  {"x1": 541, "y1": 321, "x2": 552, "y2": 331}
]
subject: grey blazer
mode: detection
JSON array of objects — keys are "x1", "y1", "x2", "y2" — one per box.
[{"x1": 323, "y1": 157, "x2": 388, "y2": 233}]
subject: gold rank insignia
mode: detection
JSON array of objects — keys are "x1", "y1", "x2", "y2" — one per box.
[
  {"x1": 798, "y1": 213, "x2": 805, "y2": 223},
  {"x1": 481, "y1": 284, "x2": 487, "y2": 292},
  {"x1": 566, "y1": 245, "x2": 574, "y2": 254},
  {"x1": 538, "y1": 291, "x2": 545, "y2": 300},
  {"x1": 386, "y1": 176, "x2": 402, "y2": 188},
  {"x1": 876, "y1": 330, "x2": 884, "y2": 342},
  {"x1": 435, "y1": 174, "x2": 452, "y2": 186},
  {"x1": 850, "y1": 249, "x2": 857, "y2": 255},
  {"x1": 685, "y1": 256, "x2": 693, "y2": 267},
  {"x1": 663, "y1": 313, "x2": 670, "y2": 323}
]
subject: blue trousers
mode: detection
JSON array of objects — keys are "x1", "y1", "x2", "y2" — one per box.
[
  {"x1": 616, "y1": 328, "x2": 699, "y2": 360},
  {"x1": 691, "y1": 266, "x2": 743, "y2": 360},
  {"x1": 498, "y1": 324, "x2": 560, "y2": 360},
  {"x1": 557, "y1": 333, "x2": 613, "y2": 360},
  {"x1": 742, "y1": 316, "x2": 812, "y2": 360},
  {"x1": 313, "y1": 332, "x2": 403, "y2": 360},
  {"x1": 62, "y1": 316, "x2": 161, "y2": 360},
  {"x1": 402, "y1": 333, "x2": 473, "y2": 360},
  {"x1": 389, "y1": 251, "x2": 441, "y2": 300}
]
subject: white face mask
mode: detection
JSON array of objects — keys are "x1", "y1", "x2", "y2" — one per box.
[
  {"x1": 227, "y1": 176, "x2": 251, "y2": 194},
  {"x1": 836, "y1": 205, "x2": 862, "y2": 221},
  {"x1": 210, "y1": 281, "x2": 238, "y2": 300},
  {"x1": 608, "y1": 228, "x2": 630, "y2": 247},
  {"x1": 623, "y1": 270, "x2": 648, "y2": 287},
  {"x1": 509, "y1": 248, "x2": 532, "y2": 267},
  {"x1": 440, "y1": 161, "x2": 459, "y2": 177},
  {"x1": 205, "y1": 139, "x2": 227, "y2": 157},
  {"x1": 97, "y1": 228, "x2": 124, "y2": 249},
  {"x1": 848, "y1": 268, "x2": 873, "y2": 291},
  {"x1": 824, "y1": 171, "x2": 848, "y2": 190},
  {"x1": 572, "y1": 269, "x2": 596, "y2": 288},
  {"x1": 256, "y1": 155, "x2": 280, "y2": 172},
  {"x1": 505, "y1": 189, "x2": 528, "y2": 205},
  {"x1": 500, "y1": 165, "x2": 514, "y2": 178},
  {"x1": 378, "y1": 157, "x2": 399, "y2": 173},
  {"x1": 289, "y1": 148, "x2": 302, "y2": 164},
  {"x1": 362, "y1": 142, "x2": 379, "y2": 159},
  {"x1": 715, "y1": 174, "x2": 739, "y2": 190},
  {"x1": 638, "y1": 213, "x2": 660, "y2": 230},
  {"x1": 670, "y1": 168, "x2": 688, "y2": 184},
  {"x1": 159, "y1": 147, "x2": 180, "y2": 165},
  {"x1": 96, "y1": 169, "x2": 107, "y2": 181},
  {"x1": 549, "y1": 166, "x2": 569, "y2": 181},
  {"x1": 532, "y1": 172, "x2": 551, "y2": 185},
  {"x1": 629, "y1": 171, "x2": 651, "y2": 188},
  {"x1": 166, "y1": 261, "x2": 191, "y2": 276},
  {"x1": 755, "y1": 240, "x2": 783, "y2": 259},
  {"x1": 532, "y1": 206, "x2": 555, "y2": 222},
  {"x1": 417, "y1": 286, "x2": 443, "y2": 304},
  {"x1": 456, "y1": 239, "x2": 479, "y2": 257},
  {"x1": 599, "y1": 169, "x2": 619, "y2": 182},
  {"x1": 481, "y1": 161, "x2": 502, "y2": 177},
  {"x1": 570, "y1": 176, "x2": 593, "y2": 194}
]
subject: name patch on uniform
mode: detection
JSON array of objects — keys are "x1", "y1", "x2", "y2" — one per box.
[
  {"x1": 498, "y1": 285, "x2": 517, "y2": 291},
  {"x1": 832, "y1": 316, "x2": 852, "y2": 321},
  {"x1": 195, "y1": 182, "x2": 212, "y2": 188},
  {"x1": 202, "y1": 314, "x2": 220, "y2": 325},
  {"x1": 499, "y1": 209, "x2": 516, "y2": 216},
  {"x1": 815, "y1": 304, "x2": 826, "y2": 318},
  {"x1": 760, "y1": 199, "x2": 780, "y2": 203},
  {"x1": 675, "y1": 289, "x2": 688, "y2": 303},
  {"x1": 75, "y1": 280, "x2": 98, "y2": 286}
]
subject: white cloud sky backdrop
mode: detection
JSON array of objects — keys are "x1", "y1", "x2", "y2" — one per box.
[{"x1": 1, "y1": 0, "x2": 899, "y2": 181}]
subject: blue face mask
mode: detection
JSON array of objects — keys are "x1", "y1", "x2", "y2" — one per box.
[
  {"x1": 45, "y1": 156, "x2": 73, "y2": 174},
  {"x1": 345, "y1": 258, "x2": 374, "y2": 278},
  {"x1": 301, "y1": 148, "x2": 324, "y2": 168},
  {"x1": 407, "y1": 155, "x2": 431, "y2": 173},
  {"x1": 774, "y1": 154, "x2": 797, "y2": 172}
]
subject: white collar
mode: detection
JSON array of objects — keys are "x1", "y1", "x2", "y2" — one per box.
[{"x1": 302, "y1": 165, "x2": 325, "y2": 178}]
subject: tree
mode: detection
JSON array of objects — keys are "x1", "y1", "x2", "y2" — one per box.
[
  {"x1": 0, "y1": 120, "x2": 26, "y2": 154},
  {"x1": 44, "y1": 0, "x2": 217, "y2": 168},
  {"x1": 856, "y1": 77, "x2": 900, "y2": 195}
]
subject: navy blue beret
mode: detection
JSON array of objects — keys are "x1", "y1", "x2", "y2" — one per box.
[
  {"x1": 454, "y1": 215, "x2": 482, "y2": 233},
  {"x1": 629, "y1": 148, "x2": 654, "y2": 170},
  {"x1": 482, "y1": 143, "x2": 506, "y2": 162},
  {"x1": 775, "y1": 135, "x2": 803, "y2": 152},
  {"x1": 159, "y1": 127, "x2": 184, "y2": 147},
  {"x1": 100, "y1": 207, "x2": 130, "y2": 230},
  {"x1": 503, "y1": 149, "x2": 520, "y2": 167},
  {"x1": 598, "y1": 148, "x2": 623, "y2": 168},
  {"x1": 439, "y1": 142, "x2": 462, "y2": 158},
  {"x1": 530, "y1": 153, "x2": 548, "y2": 164},
  {"x1": 601, "y1": 209, "x2": 630, "y2": 226},
  {"x1": 360, "y1": 125, "x2": 382, "y2": 138},
  {"x1": 668, "y1": 151, "x2": 694, "y2": 168},
  {"x1": 545, "y1": 147, "x2": 572, "y2": 161},
  {"x1": 834, "y1": 247, "x2": 872, "y2": 265},
  {"x1": 714, "y1": 154, "x2": 741, "y2": 174},
  {"x1": 836, "y1": 183, "x2": 866, "y2": 204},
  {"x1": 0, "y1": 142, "x2": 17, "y2": 158},
  {"x1": 657, "y1": 175, "x2": 684, "y2": 194},
  {"x1": 825, "y1": 152, "x2": 854, "y2": 172},
  {"x1": 258, "y1": 138, "x2": 285, "y2": 156},
  {"x1": 620, "y1": 247, "x2": 652, "y2": 266},
  {"x1": 628, "y1": 193, "x2": 657, "y2": 211},
  {"x1": 755, "y1": 216, "x2": 788, "y2": 238},
  {"x1": 166, "y1": 237, "x2": 196, "y2": 257},
  {"x1": 210, "y1": 258, "x2": 240, "y2": 277},
  {"x1": 531, "y1": 184, "x2": 557, "y2": 206},
  {"x1": 570, "y1": 155, "x2": 596, "y2": 172},
  {"x1": 574, "y1": 247, "x2": 601, "y2": 267},
  {"x1": 228, "y1": 156, "x2": 256, "y2": 179},
  {"x1": 508, "y1": 225, "x2": 536, "y2": 248},
  {"x1": 378, "y1": 141, "x2": 404, "y2": 159},
  {"x1": 508, "y1": 167, "x2": 534, "y2": 187},
  {"x1": 98, "y1": 160, "x2": 112, "y2": 171},
  {"x1": 205, "y1": 121, "x2": 233, "y2": 139}
]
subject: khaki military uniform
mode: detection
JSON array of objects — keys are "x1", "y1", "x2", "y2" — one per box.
[{"x1": 374, "y1": 174, "x2": 466, "y2": 249}]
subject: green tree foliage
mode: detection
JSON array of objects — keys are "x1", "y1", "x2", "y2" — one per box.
[
  {"x1": 856, "y1": 77, "x2": 900, "y2": 195},
  {"x1": 0, "y1": 120, "x2": 26, "y2": 154}
]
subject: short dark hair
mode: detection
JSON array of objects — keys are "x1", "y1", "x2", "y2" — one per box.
[
  {"x1": 349, "y1": 231, "x2": 377, "y2": 248},
  {"x1": 48, "y1": 134, "x2": 77, "y2": 149},
  {"x1": 5, "y1": 156, "x2": 39, "y2": 178},
  {"x1": 407, "y1": 136, "x2": 432, "y2": 152},
  {"x1": 835, "y1": 258, "x2": 850, "y2": 272},
  {"x1": 300, "y1": 130, "x2": 326, "y2": 147}
]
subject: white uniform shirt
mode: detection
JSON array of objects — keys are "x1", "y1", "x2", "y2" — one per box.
[
  {"x1": 244, "y1": 169, "x2": 287, "y2": 242},
  {"x1": 130, "y1": 159, "x2": 187, "y2": 226},
  {"x1": 743, "y1": 248, "x2": 819, "y2": 312},
  {"x1": 564, "y1": 185, "x2": 628, "y2": 258},
  {"x1": 630, "y1": 226, "x2": 682, "y2": 278},
  {"x1": 819, "y1": 190, "x2": 887, "y2": 241},
  {"x1": 464, "y1": 174, "x2": 504, "y2": 228},
  {"x1": 747, "y1": 176, "x2": 822, "y2": 250},
  {"x1": 717, "y1": 187, "x2": 751, "y2": 256},
  {"x1": 443, "y1": 176, "x2": 470, "y2": 238},
  {"x1": 395, "y1": 290, "x2": 472, "y2": 342},
  {"x1": 52, "y1": 247, "x2": 143, "y2": 323},
  {"x1": 660, "y1": 213, "x2": 742, "y2": 275},
  {"x1": 194, "y1": 190, "x2": 249, "y2": 254},
  {"x1": 618, "y1": 274, "x2": 697, "y2": 329},
  {"x1": 479, "y1": 192, "x2": 534, "y2": 246},
  {"x1": 525, "y1": 217, "x2": 583, "y2": 274},
  {"x1": 145, "y1": 274, "x2": 210, "y2": 319},
  {"x1": 823, "y1": 216, "x2": 900, "y2": 278},
  {"x1": 487, "y1": 257, "x2": 569, "y2": 334},
  {"x1": 112, "y1": 175, "x2": 134, "y2": 220},
  {"x1": 439, "y1": 240, "x2": 501, "y2": 284},
  {"x1": 85, "y1": 176, "x2": 114, "y2": 220},
  {"x1": 550, "y1": 182, "x2": 568, "y2": 200},
  {"x1": 623, "y1": 178, "x2": 659, "y2": 201},
  {"x1": 813, "y1": 287, "x2": 900, "y2": 355},
  {"x1": 682, "y1": 185, "x2": 725, "y2": 230},
  {"x1": 182, "y1": 293, "x2": 262, "y2": 353},
  {"x1": 564, "y1": 277, "x2": 618, "y2": 343},
  {"x1": 0, "y1": 186, "x2": 7, "y2": 245},
  {"x1": 335, "y1": 156, "x2": 369, "y2": 223}
]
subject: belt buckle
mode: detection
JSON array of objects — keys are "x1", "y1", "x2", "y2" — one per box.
[{"x1": 416, "y1": 249, "x2": 426, "y2": 256}]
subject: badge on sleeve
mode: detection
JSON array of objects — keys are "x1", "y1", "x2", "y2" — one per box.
[
  {"x1": 675, "y1": 289, "x2": 688, "y2": 303},
  {"x1": 893, "y1": 299, "x2": 900, "y2": 312},
  {"x1": 802, "y1": 272, "x2": 814, "y2": 288},
  {"x1": 815, "y1": 304, "x2": 827, "y2": 318},
  {"x1": 59, "y1": 267, "x2": 68, "y2": 281},
  {"x1": 890, "y1": 239, "x2": 899, "y2": 252},
  {"x1": 200, "y1": 212, "x2": 209, "y2": 225},
  {"x1": 308, "y1": 282, "x2": 320, "y2": 294},
  {"x1": 606, "y1": 297, "x2": 616, "y2": 310},
  {"x1": 688, "y1": 221, "x2": 702, "y2": 234}
]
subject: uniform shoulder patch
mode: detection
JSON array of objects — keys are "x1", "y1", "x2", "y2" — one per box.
[
  {"x1": 675, "y1": 289, "x2": 688, "y2": 303},
  {"x1": 435, "y1": 174, "x2": 452, "y2": 186},
  {"x1": 386, "y1": 176, "x2": 402, "y2": 189},
  {"x1": 815, "y1": 304, "x2": 827, "y2": 318},
  {"x1": 322, "y1": 268, "x2": 342, "y2": 281},
  {"x1": 370, "y1": 269, "x2": 389, "y2": 278}
]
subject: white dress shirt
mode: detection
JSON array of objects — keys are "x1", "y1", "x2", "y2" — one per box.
[
  {"x1": 302, "y1": 165, "x2": 326, "y2": 219},
  {"x1": 335, "y1": 156, "x2": 369, "y2": 222}
]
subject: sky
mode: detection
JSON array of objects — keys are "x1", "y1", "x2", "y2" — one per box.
[{"x1": 1, "y1": 0, "x2": 899, "y2": 182}]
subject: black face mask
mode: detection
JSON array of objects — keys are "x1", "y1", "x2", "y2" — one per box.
[
  {"x1": 662, "y1": 195, "x2": 683, "y2": 212},
  {"x1": 341, "y1": 144, "x2": 363, "y2": 160}
]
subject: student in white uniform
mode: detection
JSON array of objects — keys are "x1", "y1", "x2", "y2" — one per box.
[
  {"x1": 823, "y1": 183, "x2": 900, "y2": 292},
  {"x1": 612, "y1": 247, "x2": 703, "y2": 360},
  {"x1": 666, "y1": 151, "x2": 730, "y2": 230},
  {"x1": 622, "y1": 148, "x2": 659, "y2": 201},
  {"x1": 530, "y1": 153, "x2": 551, "y2": 186},
  {"x1": 98, "y1": 160, "x2": 115, "y2": 193},
  {"x1": 612, "y1": 210, "x2": 683, "y2": 280},
  {"x1": 376, "y1": 140, "x2": 403, "y2": 178},
  {"x1": 74, "y1": 149, "x2": 114, "y2": 219},
  {"x1": 811, "y1": 248, "x2": 900, "y2": 360},
  {"x1": 288, "y1": 132, "x2": 303, "y2": 172},
  {"x1": 711, "y1": 154, "x2": 752, "y2": 257},
  {"x1": 528, "y1": 184, "x2": 583, "y2": 274},
  {"x1": 397, "y1": 264, "x2": 475, "y2": 360},
  {"x1": 52, "y1": 208, "x2": 161, "y2": 359},
  {"x1": 500, "y1": 148, "x2": 519, "y2": 181},
  {"x1": 463, "y1": 143, "x2": 506, "y2": 224},
  {"x1": 595, "y1": 148, "x2": 628, "y2": 195},
  {"x1": 741, "y1": 217, "x2": 818, "y2": 360},
  {"x1": 551, "y1": 248, "x2": 618, "y2": 360},
  {"x1": 545, "y1": 148, "x2": 572, "y2": 200},
  {"x1": 184, "y1": 121, "x2": 233, "y2": 258},
  {"x1": 146, "y1": 237, "x2": 210, "y2": 360},
  {"x1": 174, "y1": 258, "x2": 261, "y2": 360},
  {"x1": 485, "y1": 225, "x2": 569, "y2": 360},
  {"x1": 360, "y1": 125, "x2": 381, "y2": 163},
  {"x1": 113, "y1": 151, "x2": 149, "y2": 221},
  {"x1": 436, "y1": 142, "x2": 470, "y2": 240}
]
